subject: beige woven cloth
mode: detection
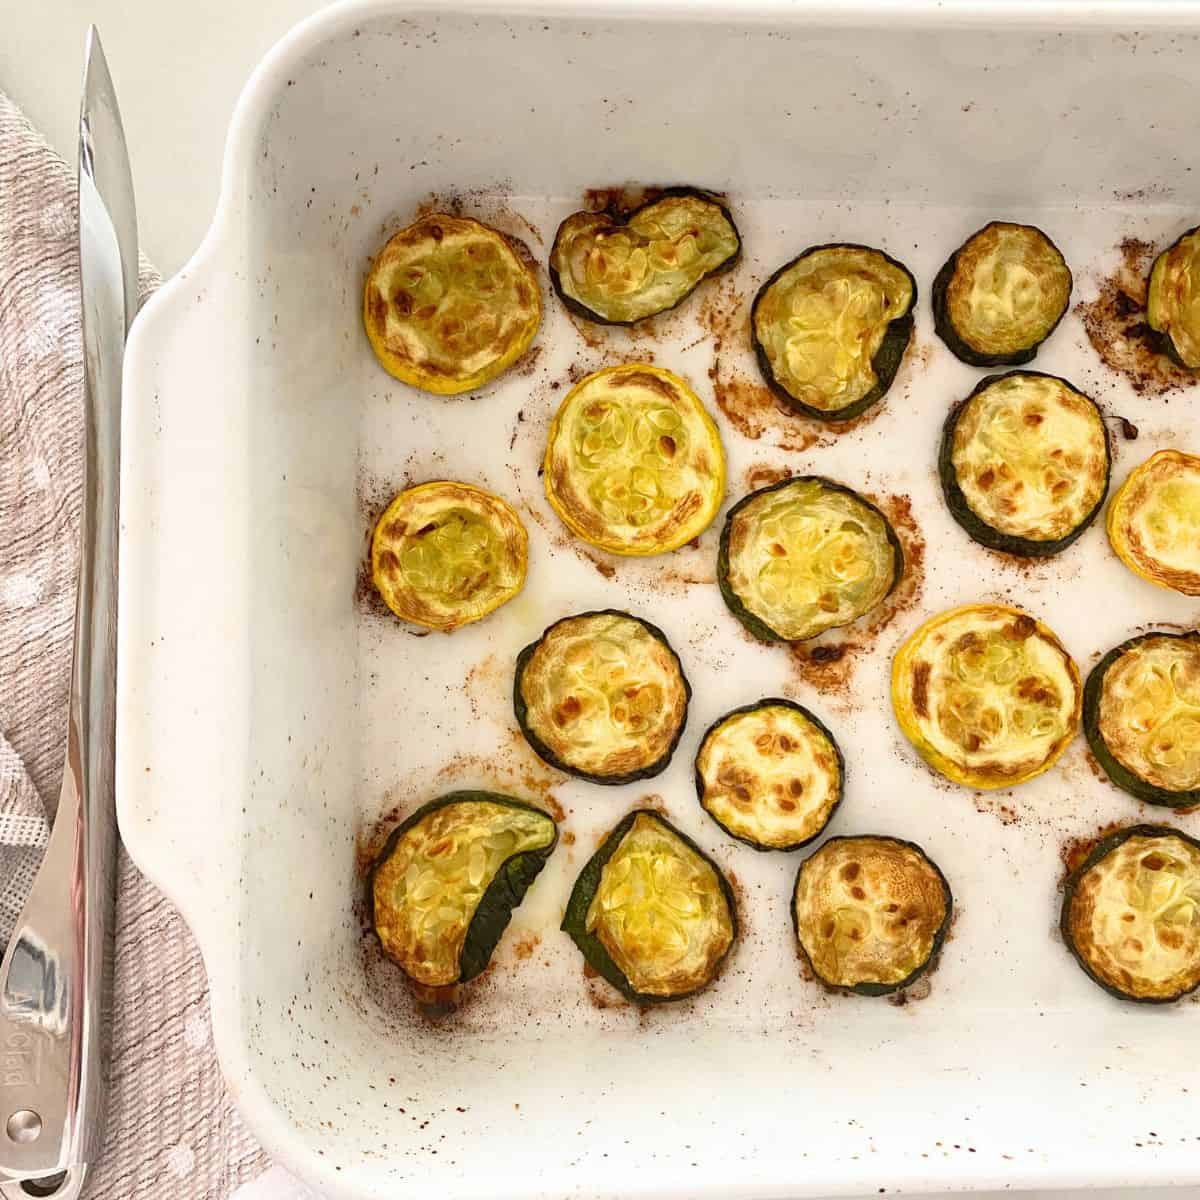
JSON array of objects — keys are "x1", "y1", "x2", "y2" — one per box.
[{"x1": 0, "y1": 91, "x2": 274, "y2": 1198}]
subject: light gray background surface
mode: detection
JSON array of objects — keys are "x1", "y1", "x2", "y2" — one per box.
[{"x1": 1, "y1": 2, "x2": 1195, "y2": 1199}]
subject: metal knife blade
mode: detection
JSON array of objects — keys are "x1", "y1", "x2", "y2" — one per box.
[{"x1": 0, "y1": 27, "x2": 136, "y2": 1200}]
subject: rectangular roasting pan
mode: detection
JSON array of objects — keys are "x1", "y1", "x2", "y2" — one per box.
[{"x1": 117, "y1": 3, "x2": 1200, "y2": 1197}]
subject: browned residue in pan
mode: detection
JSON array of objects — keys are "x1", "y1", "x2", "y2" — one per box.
[
  {"x1": 1058, "y1": 821, "x2": 1130, "y2": 882},
  {"x1": 1077, "y1": 237, "x2": 1196, "y2": 397}
]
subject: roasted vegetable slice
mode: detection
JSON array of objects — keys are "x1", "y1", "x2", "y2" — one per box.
[
  {"x1": 751, "y1": 243, "x2": 916, "y2": 422},
  {"x1": 932, "y1": 222, "x2": 1072, "y2": 366},
  {"x1": 1061, "y1": 824, "x2": 1200, "y2": 1004},
  {"x1": 1147, "y1": 225, "x2": 1200, "y2": 370},
  {"x1": 370, "y1": 481, "x2": 527, "y2": 631},
  {"x1": 793, "y1": 835, "x2": 951, "y2": 996},
  {"x1": 371, "y1": 791, "x2": 558, "y2": 987},
  {"x1": 514, "y1": 610, "x2": 690, "y2": 784},
  {"x1": 694, "y1": 699, "x2": 844, "y2": 851},
  {"x1": 562, "y1": 809, "x2": 736, "y2": 1002},
  {"x1": 543, "y1": 364, "x2": 726, "y2": 556},
  {"x1": 363, "y1": 213, "x2": 541, "y2": 394},
  {"x1": 1107, "y1": 449, "x2": 1200, "y2": 595},
  {"x1": 892, "y1": 603, "x2": 1081, "y2": 790},
  {"x1": 718, "y1": 476, "x2": 902, "y2": 643},
  {"x1": 549, "y1": 189, "x2": 740, "y2": 325},
  {"x1": 1084, "y1": 631, "x2": 1200, "y2": 807},
  {"x1": 939, "y1": 371, "x2": 1110, "y2": 557}
]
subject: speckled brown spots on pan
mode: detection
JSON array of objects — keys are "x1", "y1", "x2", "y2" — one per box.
[
  {"x1": 1058, "y1": 822, "x2": 1130, "y2": 882},
  {"x1": 1077, "y1": 237, "x2": 1196, "y2": 396},
  {"x1": 743, "y1": 463, "x2": 792, "y2": 492}
]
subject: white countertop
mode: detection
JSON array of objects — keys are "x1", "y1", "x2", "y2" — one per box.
[{"x1": 1, "y1": 3, "x2": 1196, "y2": 1200}]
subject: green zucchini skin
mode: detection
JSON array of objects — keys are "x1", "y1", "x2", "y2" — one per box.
[
  {"x1": 693, "y1": 697, "x2": 846, "y2": 852},
  {"x1": 369, "y1": 790, "x2": 559, "y2": 984},
  {"x1": 791, "y1": 834, "x2": 953, "y2": 997},
  {"x1": 1147, "y1": 224, "x2": 1200, "y2": 370},
  {"x1": 938, "y1": 371, "x2": 1112, "y2": 558},
  {"x1": 1083, "y1": 631, "x2": 1200, "y2": 808},
  {"x1": 548, "y1": 187, "x2": 742, "y2": 327},
  {"x1": 1060, "y1": 823, "x2": 1200, "y2": 1005},
  {"x1": 512, "y1": 608, "x2": 691, "y2": 785},
  {"x1": 716, "y1": 475, "x2": 904, "y2": 644},
  {"x1": 750, "y1": 243, "x2": 917, "y2": 423},
  {"x1": 561, "y1": 808, "x2": 738, "y2": 1004},
  {"x1": 932, "y1": 225, "x2": 1072, "y2": 367}
]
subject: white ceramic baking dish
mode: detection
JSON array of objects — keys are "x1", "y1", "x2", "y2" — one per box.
[{"x1": 117, "y1": 2, "x2": 1200, "y2": 1197}]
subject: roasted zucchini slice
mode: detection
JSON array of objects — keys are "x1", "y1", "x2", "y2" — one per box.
[
  {"x1": 718, "y1": 476, "x2": 902, "y2": 643},
  {"x1": 1147, "y1": 225, "x2": 1200, "y2": 370},
  {"x1": 751, "y1": 244, "x2": 916, "y2": 422},
  {"x1": 548, "y1": 188, "x2": 740, "y2": 325},
  {"x1": 939, "y1": 371, "x2": 1111, "y2": 557},
  {"x1": 363, "y1": 213, "x2": 541, "y2": 394},
  {"x1": 892, "y1": 603, "x2": 1082, "y2": 790},
  {"x1": 543, "y1": 364, "x2": 726, "y2": 556},
  {"x1": 1107, "y1": 449, "x2": 1200, "y2": 595},
  {"x1": 370, "y1": 481, "x2": 527, "y2": 631},
  {"x1": 1061, "y1": 824, "x2": 1200, "y2": 1004},
  {"x1": 562, "y1": 809, "x2": 736, "y2": 1002},
  {"x1": 371, "y1": 791, "x2": 558, "y2": 987},
  {"x1": 513, "y1": 610, "x2": 690, "y2": 784},
  {"x1": 932, "y1": 222, "x2": 1072, "y2": 366},
  {"x1": 1084, "y1": 631, "x2": 1200, "y2": 808},
  {"x1": 793, "y1": 835, "x2": 951, "y2": 996},
  {"x1": 694, "y1": 699, "x2": 844, "y2": 851}
]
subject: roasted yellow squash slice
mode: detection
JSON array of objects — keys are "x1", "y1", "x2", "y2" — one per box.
[{"x1": 1147, "y1": 225, "x2": 1200, "y2": 370}]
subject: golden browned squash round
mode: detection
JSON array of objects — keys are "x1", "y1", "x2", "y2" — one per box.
[
  {"x1": 363, "y1": 213, "x2": 541, "y2": 394},
  {"x1": 370, "y1": 481, "x2": 527, "y2": 632},
  {"x1": 1147, "y1": 225, "x2": 1200, "y2": 370},
  {"x1": 1107, "y1": 448, "x2": 1200, "y2": 596},
  {"x1": 891, "y1": 603, "x2": 1081, "y2": 789},
  {"x1": 543, "y1": 364, "x2": 725, "y2": 556}
]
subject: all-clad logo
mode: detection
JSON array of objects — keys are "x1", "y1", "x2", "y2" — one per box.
[{"x1": 2, "y1": 1032, "x2": 40, "y2": 1088}]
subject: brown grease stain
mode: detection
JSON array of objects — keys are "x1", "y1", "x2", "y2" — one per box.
[
  {"x1": 744, "y1": 463, "x2": 792, "y2": 491},
  {"x1": 1059, "y1": 821, "x2": 1129, "y2": 882},
  {"x1": 1077, "y1": 237, "x2": 1196, "y2": 397},
  {"x1": 512, "y1": 934, "x2": 540, "y2": 961}
]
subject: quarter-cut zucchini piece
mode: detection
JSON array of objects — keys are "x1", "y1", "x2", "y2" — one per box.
[
  {"x1": 932, "y1": 222, "x2": 1072, "y2": 366},
  {"x1": 562, "y1": 809, "x2": 736, "y2": 1002},
  {"x1": 363, "y1": 213, "x2": 541, "y2": 394},
  {"x1": 543, "y1": 364, "x2": 726, "y2": 556},
  {"x1": 751, "y1": 243, "x2": 916, "y2": 422},
  {"x1": 892, "y1": 603, "x2": 1081, "y2": 790},
  {"x1": 1061, "y1": 824, "x2": 1200, "y2": 1004},
  {"x1": 1147, "y1": 225, "x2": 1200, "y2": 370},
  {"x1": 370, "y1": 481, "x2": 527, "y2": 631},
  {"x1": 694, "y1": 699, "x2": 844, "y2": 851},
  {"x1": 549, "y1": 188, "x2": 740, "y2": 325},
  {"x1": 513, "y1": 610, "x2": 690, "y2": 784},
  {"x1": 371, "y1": 791, "x2": 558, "y2": 987},
  {"x1": 793, "y1": 835, "x2": 951, "y2": 996},
  {"x1": 939, "y1": 371, "x2": 1111, "y2": 557},
  {"x1": 1107, "y1": 449, "x2": 1200, "y2": 595},
  {"x1": 718, "y1": 476, "x2": 902, "y2": 643},
  {"x1": 1084, "y1": 631, "x2": 1200, "y2": 807}
]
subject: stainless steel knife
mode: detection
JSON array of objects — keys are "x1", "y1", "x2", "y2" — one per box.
[{"x1": 0, "y1": 27, "x2": 137, "y2": 1200}]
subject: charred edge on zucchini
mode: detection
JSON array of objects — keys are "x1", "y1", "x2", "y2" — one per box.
[
  {"x1": 1147, "y1": 225, "x2": 1200, "y2": 370},
  {"x1": 1106, "y1": 448, "x2": 1200, "y2": 596},
  {"x1": 363, "y1": 213, "x2": 541, "y2": 394},
  {"x1": 938, "y1": 371, "x2": 1111, "y2": 557},
  {"x1": 370, "y1": 791, "x2": 558, "y2": 987},
  {"x1": 792, "y1": 835, "x2": 952, "y2": 997},
  {"x1": 513, "y1": 609, "x2": 691, "y2": 785},
  {"x1": 542, "y1": 364, "x2": 726, "y2": 556},
  {"x1": 561, "y1": 808, "x2": 737, "y2": 1003},
  {"x1": 750, "y1": 243, "x2": 917, "y2": 423},
  {"x1": 694, "y1": 698, "x2": 845, "y2": 851},
  {"x1": 370, "y1": 480, "x2": 528, "y2": 631},
  {"x1": 548, "y1": 187, "x2": 741, "y2": 326},
  {"x1": 891, "y1": 603, "x2": 1082, "y2": 790},
  {"x1": 717, "y1": 475, "x2": 903, "y2": 644},
  {"x1": 1061, "y1": 824, "x2": 1200, "y2": 1004},
  {"x1": 932, "y1": 222, "x2": 1072, "y2": 366},
  {"x1": 1083, "y1": 631, "x2": 1200, "y2": 808}
]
